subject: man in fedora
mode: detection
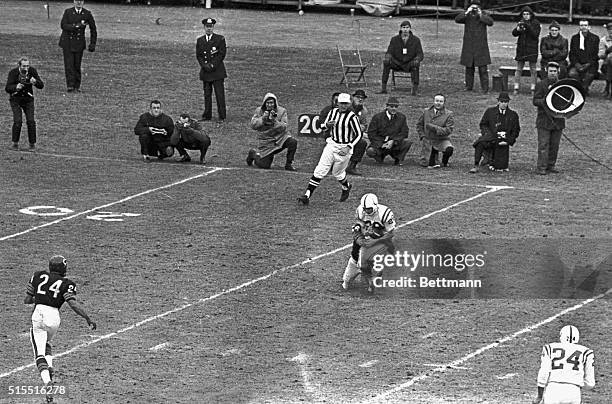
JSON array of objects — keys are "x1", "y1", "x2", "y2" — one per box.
[
  {"x1": 378, "y1": 20, "x2": 423, "y2": 96},
  {"x1": 455, "y1": 0, "x2": 494, "y2": 93},
  {"x1": 469, "y1": 92, "x2": 520, "y2": 173},
  {"x1": 196, "y1": 17, "x2": 227, "y2": 122},
  {"x1": 366, "y1": 97, "x2": 412, "y2": 166},
  {"x1": 347, "y1": 89, "x2": 369, "y2": 175}
]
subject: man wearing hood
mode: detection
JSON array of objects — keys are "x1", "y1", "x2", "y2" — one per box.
[
  {"x1": 455, "y1": 0, "x2": 494, "y2": 93},
  {"x1": 540, "y1": 21, "x2": 569, "y2": 79},
  {"x1": 512, "y1": 6, "x2": 541, "y2": 94},
  {"x1": 247, "y1": 93, "x2": 297, "y2": 171},
  {"x1": 568, "y1": 20, "x2": 600, "y2": 96},
  {"x1": 378, "y1": 20, "x2": 423, "y2": 96}
]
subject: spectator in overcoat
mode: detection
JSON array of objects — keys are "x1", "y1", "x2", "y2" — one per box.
[
  {"x1": 512, "y1": 6, "x2": 541, "y2": 94},
  {"x1": 366, "y1": 97, "x2": 412, "y2": 166},
  {"x1": 599, "y1": 22, "x2": 612, "y2": 99},
  {"x1": 196, "y1": 18, "x2": 227, "y2": 121},
  {"x1": 171, "y1": 113, "x2": 211, "y2": 164},
  {"x1": 455, "y1": 0, "x2": 494, "y2": 93},
  {"x1": 416, "y1": 94, "x2": 455, "y2": 168}
]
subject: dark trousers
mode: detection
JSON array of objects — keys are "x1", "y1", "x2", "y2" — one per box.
[
  {"x1": 465, "y1": 65, "x2": 489, "y2": 91},
  {"x1": 537, "y1": 128, "x2": 562, "y2": 170},
  {"x1": 473, "y1": 141, "x2": 494, "y2": 165},
  {"x1": 350, "y1": 138, "x2": 368, "y2": 164},
  {"x1": 382, "y1": 59, "x2": 420, "y2": 86},
  {"x1": 62, "y1": 48, "x2": 84, "y2": 89},
  {"x1": 254, "y1": 137, "x2": 297, "y2": 168},
  {"x1": 366, "y1": 139, "x2": 412, "y2": 162},
  {"x1": 203, "y1": 79, "x2": 226, "y2": 120},
  {"x1": 568, "y1": 66, "x2": 596, "y2": 93},
  {"x1": 171, "y1": 132, "x2": 211, "y2": 161},
  {"x1": 10, "y1": 98, "x2": 36, "y2": 144},
  {"x1": 138, "y1": 133, "x2": 173, "y2": 157}
]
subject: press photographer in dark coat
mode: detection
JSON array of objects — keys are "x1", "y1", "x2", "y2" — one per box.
[{"x1": 5, "y1": 57, "x2": 44, "y2": 151}]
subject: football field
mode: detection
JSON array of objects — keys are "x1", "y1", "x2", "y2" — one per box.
[{"x1": 1, "y1": 1, "x2": 611, "y2": 403}]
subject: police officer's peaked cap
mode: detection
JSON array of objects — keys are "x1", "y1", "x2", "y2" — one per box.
[{"x1": 202, "y1": 18, "x2": 216, "y2": 25}]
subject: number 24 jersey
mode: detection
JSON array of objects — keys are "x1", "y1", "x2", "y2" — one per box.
[
  {"x1": 537, "y1": 342, "x2": 595, "y2": 388},
  {"x1": 26, "y1": 271, "x2": 77, "y2": 309}
]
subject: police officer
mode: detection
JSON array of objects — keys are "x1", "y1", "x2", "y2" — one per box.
[
  {"x1": 196, "y1": 18, "x2": 227, "y2": 122},
  {"x1": 59, "y1": 0, "x2": 97, "y2": 92}
]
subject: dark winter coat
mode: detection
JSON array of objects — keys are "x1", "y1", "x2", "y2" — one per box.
[
  {"x1": 196, "y1": 33, "x2": 227, "y2": 82},
  {"x1": 474, "y1": 106, "x2": 520, "y2": 147},
  {"x1": 512, "y1": 7, "x2": 541, "y2": 63},
  {"x1": 59, "y1": 7, "x2": 97, "y2": 52},
  {"x1": 569, "y1": 31, "x2": 600, "y2": 74},
  {"x1": 455, "y1": 10, "x2": 494, "y2": 67},
  {"x1": 540, "y1": 34, "x2": 569, "y2": 66}
]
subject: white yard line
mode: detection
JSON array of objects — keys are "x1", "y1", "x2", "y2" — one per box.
[
  {"x1": 0, "y1": 186, "x2": 506, "y2": 378},
  {"x1": 360, "y1": 288, "x2": 612, "y2": 404},
  {"x1": 0, "y1": 168, "x2": 226, "y2": 242}
]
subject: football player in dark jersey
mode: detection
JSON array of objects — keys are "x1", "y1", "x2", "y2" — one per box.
[{"x1": 24, "y1": 255, "x2": 96, "y2": 399}]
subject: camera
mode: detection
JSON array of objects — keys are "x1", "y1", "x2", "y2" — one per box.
[
  {"x1": 269, "y1": 111, "x2": 278, "y2": 119},
  {"x1": 18, "y1": 75, "x2": 30, "y2": 85}
]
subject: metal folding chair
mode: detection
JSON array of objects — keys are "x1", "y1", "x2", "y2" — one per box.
[{"x1": 337, "y1": 45, "x2": 367, "y2": 88}]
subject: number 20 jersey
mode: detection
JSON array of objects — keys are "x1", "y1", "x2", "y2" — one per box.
[
  {"x1": 26, "y1": 271, "x2": 77, "y2": 309},
  {"x1": 537, "y1": 342, "x2": 595, "y2": 388}
]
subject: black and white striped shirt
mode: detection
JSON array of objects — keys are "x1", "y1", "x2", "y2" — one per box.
[{"x1": 324, "y1": 108, "x2": 362, "y2": 147}]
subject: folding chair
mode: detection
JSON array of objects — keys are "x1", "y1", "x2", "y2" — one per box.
[
  {"x1": 337, "y1": 45, "x2": 367, "y2": 88},
  {"x1": 391, "y1": 70, "x2": 412, "y2": 91}
]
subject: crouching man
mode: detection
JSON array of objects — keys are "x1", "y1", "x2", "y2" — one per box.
[
  {"x1": 134, "y1": 100, "x2": 174, "y2": 162},
  {"x1": 366, "y1": 97, "x2": 412, "y2": 166},
  {"x1": 342, "y1": 193, "x2": 396, "y2": 293},
  {"x1": 247, "y1": 92, "x2": 297, "y2": 171},
  {"x1": 171, "y1": 113, "x2": 211, "y2": 164}
]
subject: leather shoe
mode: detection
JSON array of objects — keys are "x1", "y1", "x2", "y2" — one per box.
[
  {"x1": 547, "y1": 167, "x2": 560, "y2": 173},
  {"x1": 285, "y1": 164, "x2": 297, "y2": 172},
  {"x1": 537, "y1": 168, "x2": 547, "y2": 175}
]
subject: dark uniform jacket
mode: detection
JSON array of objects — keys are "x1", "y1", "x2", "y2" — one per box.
[
  {"x1": 386, "y1": 32, "x2": 424, "y2": 66},
  {"x1": 367, "y1": 111, "x2": 409, "y2": 149},
  {"x1": 196, "y1": 33, "x2": 227, "y2": 82},
  {"x1": 569, "y1": 31, "x2": 601, "y2": 73},
  {"x1": 474, "y1": 106, "x2": 520, "y2": 147},
  {"x1": 5, "y1": 67, "x2": 44, "y2": 101},
  {"x1": 533, "y1": 78, "x2": 565, "y2": 130},
  {"x1": 512, "y1": 6, "x2": 541, "y2": 63},
  {"x1": 455, "y1": 10, "x2": 494, "y2": 67},
  {"x1": 59, "y1": 7, "x2": 97, "y2": 52}
]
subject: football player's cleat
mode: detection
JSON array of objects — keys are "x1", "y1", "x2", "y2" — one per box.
[
  {"x1": 297, "y1": 195, "x2": 309, "y2": 206},
  {"x1": 339, "y1": 183, "x2": 352, "y2": 202},
  {"x1": 560, "y1": 325, "x2": 579, "y2": 343},
  {"x1": 49, "y1": 256, "x2": 67, "y2": 276},
  {"x1": 360, "y1": 193, "x2": 378, "y2": 214}
]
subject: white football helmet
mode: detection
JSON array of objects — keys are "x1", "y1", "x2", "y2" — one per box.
[
  {"x1": 559, "y1": 325, "x2": 580, "y2": 343},
  {"x1": 361, "y1": 193, "x2": 379, "y2": 214}
]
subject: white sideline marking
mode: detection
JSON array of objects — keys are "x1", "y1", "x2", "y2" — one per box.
[
  {"x1": 496, "y1": 373, "x2": 517, "y2": 380},
  {"x1": 288, "y1": 352, "x2": 325, "y2": 402},
  {"x1": 149, "y1": 342, "x2": 170, "y2": 351},
  {"x1": 359, "y1": 360, "x2": 379, "y2": 368},
  {"x1": 360, "y1": 288, "x2": 612, "y2": 404},
  {"x1": 422, "y1": 363, "x2": 471, "y2": 370},
  {"x1": 420, "y1": 332, "x2": 437, "y2": 339},
  {"x1": 0, "y1": 186, "x2": 506, "y2": 379},
  {"x1": 0, "y1": 168, "x2": 226, "y2": 242}
]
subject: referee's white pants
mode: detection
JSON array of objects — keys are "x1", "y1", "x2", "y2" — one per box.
[
  {"x1": 30, "y1": 305, "x2": 60, "y2": 358},
  {"x1": 542, "y1": 382, "x2": 581, "y2": 404},
  {"x1": 313, "y1": 141, "x2": 352, "y2": 181}
]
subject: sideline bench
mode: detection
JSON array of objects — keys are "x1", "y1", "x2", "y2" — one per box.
[{"x1": 497, "y1": 66, "x2": 544, "y2": 91}]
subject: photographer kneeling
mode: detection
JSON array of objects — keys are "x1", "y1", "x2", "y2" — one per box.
[
  {"x1": 247, "y1": 93, "x2": 297, "y2": 171},
  {"x1": 171, "y1": 113, "x2": 211, "y2": 164}
]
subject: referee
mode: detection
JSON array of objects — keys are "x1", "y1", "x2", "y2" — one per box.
[{"x1": 298, "y1": 93, "x2": 362, "y2": 205}]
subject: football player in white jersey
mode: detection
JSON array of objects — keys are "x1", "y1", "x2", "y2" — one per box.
[
  {"x1": 533, "y1": 325, "x2": 595, "y2": 404},
  {"x1": 342, "y1": 193, "x2": 396, "y2": 292}
]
